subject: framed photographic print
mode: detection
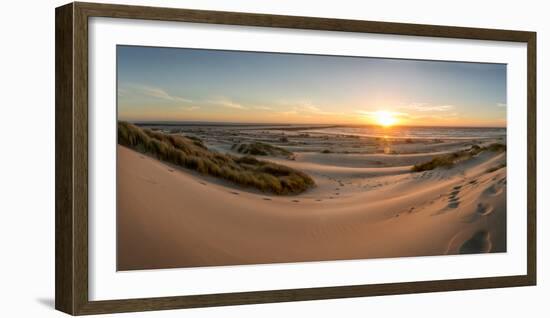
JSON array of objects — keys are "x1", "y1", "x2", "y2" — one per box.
[{"x1": 55, "y1": 2, "x2": 536, "y2": 315}]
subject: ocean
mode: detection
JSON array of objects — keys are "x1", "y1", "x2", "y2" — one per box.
[{"x1": 308, "y1": 126, "x2": 506, "y2": 140}]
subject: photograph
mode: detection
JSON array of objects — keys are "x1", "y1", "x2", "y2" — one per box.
[{"x1": 116, "y1": 45, "x2": 507, "y2": 271}]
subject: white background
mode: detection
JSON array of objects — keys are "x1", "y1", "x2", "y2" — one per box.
[{"x1": 0, "y1": 0, "x2": 548, "y2": 317}]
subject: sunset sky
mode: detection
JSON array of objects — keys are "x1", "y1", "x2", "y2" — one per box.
[{"x1": 117, "y1": 45, "x2": 506, "y2": 127}]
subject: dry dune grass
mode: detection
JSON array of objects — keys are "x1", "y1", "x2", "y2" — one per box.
[
  {"x1": 118, "y1": 121, "x2": 315, "y2": 195},
  {"x1": 412, "y1": 143, "x2": 506, "y2": 172},
  {"x1": 232, "y1": 142, "x2": 292, "y2": 157}
]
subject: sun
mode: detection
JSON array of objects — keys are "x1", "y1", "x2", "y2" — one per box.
[{"x1": 375, "y1": 111, "x2": 398, "y2": 127}]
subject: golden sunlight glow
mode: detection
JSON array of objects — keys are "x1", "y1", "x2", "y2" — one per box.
[{"x1": 375, "y1": 111, "x2": 398, "y2": 127}]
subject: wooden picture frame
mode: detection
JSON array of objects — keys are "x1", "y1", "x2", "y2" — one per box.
[{"x1": 56, "y1": 2, "x2": 536, "y2": 315}]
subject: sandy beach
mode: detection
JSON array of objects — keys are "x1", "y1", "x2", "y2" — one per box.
[{"x1": 117, "y1": 125, "x2": 507, "y2": 270}]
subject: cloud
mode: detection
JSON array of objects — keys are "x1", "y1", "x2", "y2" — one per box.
[
  {"x1": 117, "y1": 88, "x2": 128, "y2": 97},
  {"x1": 410, "y1": 113, "x2": 459, "y2": 120},
  {"x1": 497, "y1": 103, "x2": 506, "y2": 108},
  {"x1": 253, "y1": 106, "x2": 272, "y2": 110},
  {"x1": 181, "y1": 106, "x2": 200, "y2": 111},
  {"x1": 406, "y1": 103, "x2": 454, "y2": 112},
  {"x1": 299, "y1": 104, "x2": 322, "y2": 112},
  {"x1": 139, "y1": 86, "x2": 193, "y2": 103},
  {"x1": 278, "y1": 100, "x2": 337, "y2": 116},
  {"x1": 280, "y1": 110, "x2": 298, "y2": 116},
  {"x1": 210, "y1": 99, "x2": 247, "y2": 109},
  {"x1": 120, "y1": 84, "x2": 193, "y2": 104},
  {"x1": 208, "y1": 99, "x2": 275, "y2": 110},
  {"x1": 356, "y1": 110, "x2": 409, "y2": 118}
]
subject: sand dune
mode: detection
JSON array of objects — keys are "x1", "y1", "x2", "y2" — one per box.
[
  {"x1": 117, "y1": 141, "x2": 506, "y2": 270},
  {"x1": 297, "y1": 151, "x2": 456, "y2": 168}
]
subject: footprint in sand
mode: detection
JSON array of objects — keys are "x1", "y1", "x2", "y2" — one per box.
[
  {"x1": 476, "y1": 203, "x2": 494, "y2": 216},
  {"x1": 139, "y1": 176, "x2": 158, "y2": 185},
  {"x1": 447, "y1": 186, "x2": 462, "y2": 208},
  {"x1": 448, "y1": 201, "x2": 460, "y2": 209},
  {"x1": 263, "y1": 198, "x2": 272, "y2": 201},
  {"x1": 168, "y1": 168, "x2": 175, "y2": 172},
  {"x1": 199, "y1": 181, "x2": 207, "y2": 186},
  {"x1": 292, "y1": 200, "x2": 300, "y2": 203},
  {"x1": 229, "y1": 191, "x2": 240, "y2": 195},
  {"x1": 483, "y1": 184, "x2": 504, "y2": 197},
  {"x1": 459, "y1": 230, "x2": 492, "y2": 254},
  {"x1": 315, "y1": 199, "x2": 323, "y2": 202}
]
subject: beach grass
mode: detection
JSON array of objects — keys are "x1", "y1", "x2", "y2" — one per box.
[
  {"x1": 118, "y1": 121, "x2": 314, "y2": 195},
  {"x1": 412, "y1": 143, "x2": 506, "y2": 172},
  {"x1": 232, "y1": 142, "x2": 292, "y2": 157}
]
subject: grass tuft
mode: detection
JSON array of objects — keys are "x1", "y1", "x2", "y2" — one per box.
[
  {"x1": 118, "y1": 121, "x2": 314, "y2": 194},
  {"x1": 412, "y1": 143, "x2": 506, "y2": 172},
  {"x1": 232, "y1": 142, "x2": 292, "y2": 157}
]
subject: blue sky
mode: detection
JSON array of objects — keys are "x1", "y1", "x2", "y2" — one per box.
[{"x1": 117, "y1": 45, "x2": 506, "y2": 127}]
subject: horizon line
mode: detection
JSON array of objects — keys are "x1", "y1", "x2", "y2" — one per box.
[{"x1": 122, "y1": 119, "x2": 506, "y2": 129}]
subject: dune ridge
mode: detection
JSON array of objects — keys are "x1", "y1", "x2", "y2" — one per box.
[
  {"x1": 117, "y1": 128, "x2": 507, "y2": 270},
  {"x1": 117, "y1": 121, "x2": 314, "y2": 195}
]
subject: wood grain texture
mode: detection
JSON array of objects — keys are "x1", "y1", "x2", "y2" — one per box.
[
  {"x1": 55, "y1": 2, "x2": 537, "y2": 315},
  {"x1": 75, "y1": 276, "x2": 534, "y2": 315},
  {"x1": 73, "y1": 2, "x2": 90, "y2": 313},
  {"x1": 75, "y1": 1, "x2": 533, "y2": 41},
  {"x1": 526, "y1": 32, "x2": 537, "y2": 285},
  {"x1": 55, "y1": 2, "x2": 75, "y2": 315}
]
